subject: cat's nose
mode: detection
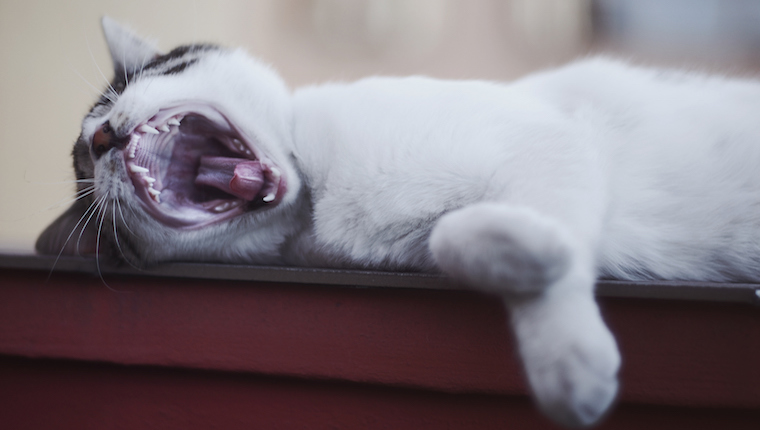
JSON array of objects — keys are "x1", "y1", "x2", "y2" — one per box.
[{"x1": 92, "y1": 122, "x2": 127, "y2": 158}]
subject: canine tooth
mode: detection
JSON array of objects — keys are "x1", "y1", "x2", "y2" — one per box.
[
  {"x1": 167, "y1": 118, "x2": 181, "y2": 126},
  {"x1": 270, "y1": 167, "x2": 281, "y2": 179},
  {"x1": 139, "y1": 124, "x2": 159, "y2": 134},
  {"x1": 263, "y1": 193, "x2": 275, "y2": 202},
  {"x1": 129, "y1": 164, "x2": 150, "y2": 173},
  {"x1": 159, "y1": 124, "x2": 170, "y2": 132}
]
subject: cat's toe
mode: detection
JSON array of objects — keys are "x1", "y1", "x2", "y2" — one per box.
[
  {"x1": 523, "y1": 324, "x2": 620, "y2": 428},
  {"x1": 510, "y1": 291, "x2": 621, "y2": 428},
  {"x1": 530, "y1": 352, "x2": 619, "y2": 428}
]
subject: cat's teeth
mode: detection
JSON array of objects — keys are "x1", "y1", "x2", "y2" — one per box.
[
  {"x1": 167, "y1": 118, "x2": 181, "y2": 126},
  {"x1": 270, "y1": 167, "x2": 281, "y2": 179},
  {"x1": 129, "y1": 164, "x2": 150, "y2": 173},
  {"x1": 144, "y1": 176, "x2": 156, "y2": 184},
  {"x1": 244, "y1": 149, "x2": 252, "y2": 156},
  {"x1": 139, "y1": 124, "x2": 160, "y2": 134},
  {"x1": 263, "y1": 193, "x2": 276, "y2": 203},
  {"x1": 148, "y1": 187, "x2": 161, "y2": 201},
  {"x1": 233, "y1": 139, "x2": 246, "y2": 152},
  {"x1": 213, "y1": 202, "x2": 231, "y2": 212},
  {"x1": 127, "y1": 134, "x2": 140, "y2": 159},
  {"x1": 158, "y1": 124, "x2": 171, "y2": 132}
]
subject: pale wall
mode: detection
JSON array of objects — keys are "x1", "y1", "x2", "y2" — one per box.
[{"x1": 0, "y1": 0, "x2": 596, "y2": 252}]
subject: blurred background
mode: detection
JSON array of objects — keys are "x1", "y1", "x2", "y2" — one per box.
[{"x1": 1, "y1": 0, "x2": 759, "y2": 253}]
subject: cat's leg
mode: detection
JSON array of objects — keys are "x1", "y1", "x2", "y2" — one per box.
[
  {"x1": 506, "y1": 267, "x2": 619, "y2": 427},
  {"x1": 429, "y1": 203, "x2": 619, "y2": 427},
  {"x1": 429, "y1": 203, "x2": 573, "y2": 294}
]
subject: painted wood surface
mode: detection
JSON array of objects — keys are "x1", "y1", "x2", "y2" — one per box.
[{"x1": 1, "y1": 264, "x2": 758, "y2": 428}]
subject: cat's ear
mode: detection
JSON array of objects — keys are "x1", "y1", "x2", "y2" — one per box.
[
  {"x1": 35, "y1": 199, "x2": 98, "y2": 256},
  {"x1": 101, "y1": 16, "x2": 162, "y2": 77}
]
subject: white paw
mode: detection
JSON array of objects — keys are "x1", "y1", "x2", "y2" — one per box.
[
  {"x1": 430, "y1": 203, "x2": 573, "y2": 294},
  {"x1": 525, "y1": 335, "x2": 619, "y2": 427},
  {"x1": 509, "y1": 292, "x2": 620, "y2": 427}
]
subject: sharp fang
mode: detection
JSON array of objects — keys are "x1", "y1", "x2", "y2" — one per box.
[
  {"x1": 270, "y1": 167, "x2": 281, "y2": 179},
  {"x1": 167, "y1": 118, "x2": 181, "y2": 126},
  {"x1": 129, "y1": 164, "x2": 149, "y2": 173},
  {"x1": 159, "y1": 124, "x2": 171, "y2": 132},
  {"x1": 139, "y1": 124, "x2": 159, "y2": 134},
  {"x1": 144, "y1": 176, "x2": 156, "y2": 184},
  {"x1": 263, "y1": 193, "x2": 275, "y2": 202}
]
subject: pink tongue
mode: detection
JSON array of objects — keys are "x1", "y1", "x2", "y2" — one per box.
[{"x1": 195, "y1": 156, "x2": 264, "y2": 201}]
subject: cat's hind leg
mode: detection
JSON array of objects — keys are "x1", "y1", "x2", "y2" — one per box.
[{"x1": 429, "y1": 202, "x2": 619, "y2": 427}]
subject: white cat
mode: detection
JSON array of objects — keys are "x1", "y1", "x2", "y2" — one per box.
[{"x1": 37, "y1": 17, "x2": 760, "y2": 427}]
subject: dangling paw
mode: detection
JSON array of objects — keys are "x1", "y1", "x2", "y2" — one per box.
[{"x1": 509, "y1": 292, "x2": 621, "y2": 427}]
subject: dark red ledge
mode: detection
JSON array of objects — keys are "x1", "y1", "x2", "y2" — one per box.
[{"x1": 1, "y1": 254, "x2": 758, "y2": 429}]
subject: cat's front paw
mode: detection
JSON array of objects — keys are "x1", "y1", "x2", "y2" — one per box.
[
  {"x1": 526, "y1": 338, "x2": 619, "y2": 427},
  {"x1": 509, "y1": 293, "x2": 620, "y2": 428},
  {"x1": 430, "y1": 203, "x2": 573, "y2": 295}
]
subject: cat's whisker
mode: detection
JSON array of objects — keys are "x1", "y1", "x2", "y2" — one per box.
[
  {"x1": 26, "y1": 178, "x2": 96, "y2": 184},
  {"x1": 41, "y1": 187, "x2": 96, "y2": 213},
  {"x1": 76, "y1": 195, "x2": 106, "y2": 256},
  {"x1": 115, "y1": 198, "x2": 138, "y2": 237},
  {"x1": 46, "y1": 194, "x2": 103, "y2": 282},
  {"x1": 137, "y1": 50, "x2": 151, "y2": 82},
  {"x1": 93, "y1": 198, "x2": 121, "y2": 292},
  {"x1": 112, "y1": 200, "x2": 142, "y2": 271},
  {"x1": 67, "y1": 62, "x2": 117, "y2": 103},
  {"x1": 84, "y1": 34, "x2": 119, "y2": 101},
  {"x1": 123, "y1": 50, "x2": 129, "y2": 88}
]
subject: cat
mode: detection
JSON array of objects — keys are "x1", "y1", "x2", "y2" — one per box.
[{"x1": 37, "y1": 17, "x2": 760, "y2": 427}]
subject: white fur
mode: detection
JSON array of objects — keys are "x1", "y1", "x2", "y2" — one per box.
[{"x1": 71, "y1": 20, "x2": 760, "y2": 428}]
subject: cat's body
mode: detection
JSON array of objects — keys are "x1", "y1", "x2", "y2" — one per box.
[
  {"x1": 289, "y1": 64, "x2": 760, "y2": 282},
  {"x1": 37, "y1": 18, "x2": 760, "y2": 427}
]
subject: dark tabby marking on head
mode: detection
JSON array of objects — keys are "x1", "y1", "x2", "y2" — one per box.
[
  {"x1": 88, "y1": 44, "x2": 220, "y2": 113},
  {"x1": 143, "y1": 44, "x2": 218, "y2": 75}
]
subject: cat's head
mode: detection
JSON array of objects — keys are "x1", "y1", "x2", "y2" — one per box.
[{"x1": 36, "y1": 17, "x2": 304, "y2": 264}]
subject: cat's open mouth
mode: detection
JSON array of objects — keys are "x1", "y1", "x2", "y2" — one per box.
[{"x1": 121, "y1": 103, "x2": 285, "y2": 228}]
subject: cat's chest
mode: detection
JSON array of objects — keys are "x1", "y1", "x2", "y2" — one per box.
[
  {"x1": 289, "y1": 77, "x2": 549, "y2": 268},
  {"x1": 306, "y1": 157, "x2": 471, "y2": 269}
]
